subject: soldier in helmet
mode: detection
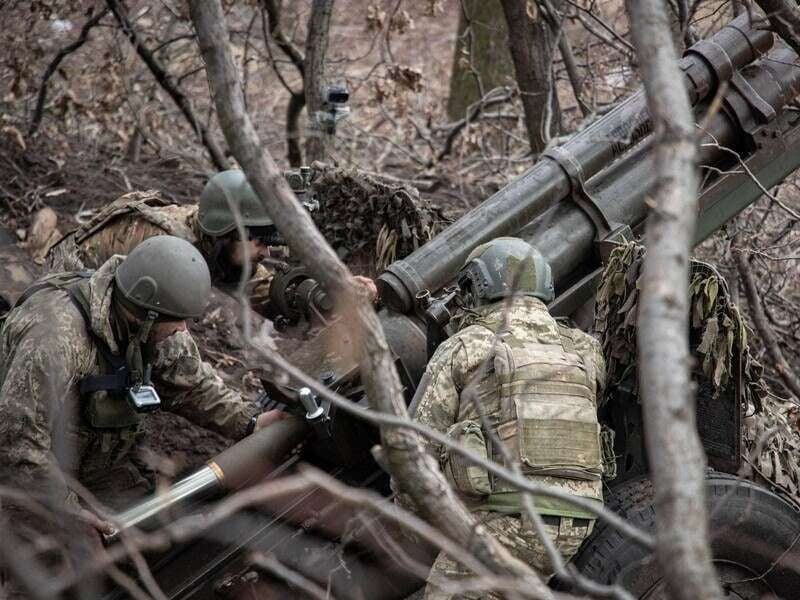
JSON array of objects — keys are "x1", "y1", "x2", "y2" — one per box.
[
  {"x1": 404, "y1": 237, "x2": 606, "y2": 599},
  {"x1": 47, "y1": 169, "x2": 377, "y2": 311},
  {"x1": 0, "y1": 237, "x2": 279, "y2": 551}
]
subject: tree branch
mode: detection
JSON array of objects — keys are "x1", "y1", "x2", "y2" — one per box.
[
  {"x1": 260, "y1": 0, "x2": 306, "y2": 166},
  {"x1": 626, "y1": 0, "x2": 723, "y2": 599},
  {"x1": 187, "y1": 2, "x2": 552, "y2": 597},
  {"x1": 753, "y1": 0, "x2": 800, "y2": 57},
  {"x1": 260, "y1": 0, "x2": 305, "y2": 77},
  {"x1": 28, "y1": 6, "x2": 110, "y2": 137},
  {"x1": 304, "y1": 0, "x2": 335, "y2": 163},
  {"x1": 734, "y1": 250, "x2": 800, "y2": 400},
  {"x1": 106, "y1": 0, "x2": 229, "y2": 170}
]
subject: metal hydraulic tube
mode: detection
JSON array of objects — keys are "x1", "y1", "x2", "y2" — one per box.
[{"x1": 378, "y1": 13, "x2": 773, "y2": 313}]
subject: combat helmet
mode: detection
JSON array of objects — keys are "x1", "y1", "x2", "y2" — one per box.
[
  {"x1": 458, "y1": 237, "x2": 554, "y2": 306},
  {"x1": 198, "y1": 170, "x2": 274, "y2": 237},
  {"x1": 115, "y1": 235, "x2": 211, "y2": 319}
]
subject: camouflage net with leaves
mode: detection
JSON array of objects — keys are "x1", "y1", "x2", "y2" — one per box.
[
  {"x1": 594, "y1": 241, "x2": 766, "y2": 409},
  {"x1": 309, "y1": 166, "x2": 450, "y2": 275},
  {"x1": 594, "y1": 242, "x2": 800, "y2": 501}
]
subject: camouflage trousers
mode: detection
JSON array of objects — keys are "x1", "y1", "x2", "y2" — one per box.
[{"x1": 424, "y1": 512, "x2": 593, "y2": 600}]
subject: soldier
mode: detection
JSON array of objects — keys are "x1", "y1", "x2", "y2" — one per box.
[
  {"x1": 406, "y1": 238, "x2": 606, "y2": 599},
  {"x1": 47, "y1": 169, "x2": 377, "y2": 311},
  {"x1": 0, "y1": 236, "x2": 279, "y2": 547}
]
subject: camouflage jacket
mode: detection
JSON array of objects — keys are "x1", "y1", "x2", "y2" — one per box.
[
  {"x1": 407, "y1": 296, "x2": 606, "y2": 518},
  {"x1": 46, "y1": 190, "x2": 273, "y2": 312},
  {"x1": 0, "y1": 257, "x2": 259, "y2": 508}
]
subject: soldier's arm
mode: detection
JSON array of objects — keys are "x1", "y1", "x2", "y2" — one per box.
[
  {"x1": 409, "y1": 331, "x2": 489, "y2": 450},
  {"x1": 573, "y1": 330, "x2": 607, "y2": 394},
  {"x1": 150, "y1": 329, "x2": 259, "y2": 439},
  {"x1": 0, "y1": 309, "x2": 87, "y2": 510},
  {"x1": 246, "y1": 263, "x2": 273, "y2": 315}
]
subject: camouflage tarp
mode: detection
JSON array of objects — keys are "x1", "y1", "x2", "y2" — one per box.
[
  {"x1": 309, "y1": 166, "x2": 450, "y2": 275},
  {"x1": 594, "y1": 241, "x2": 766, "y2": 409},
  {"x1": 594, "y1": 242, "x2": 800, "y2": 503}
]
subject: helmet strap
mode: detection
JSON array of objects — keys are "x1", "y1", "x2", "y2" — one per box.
[{"x1": 126, "y1": 309, "x2": 158, "y2": 389}]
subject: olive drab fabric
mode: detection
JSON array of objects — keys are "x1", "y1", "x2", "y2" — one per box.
[
  {"x1": 406, "y1": 296, "x2": 604, "y2": 598},
  {"x1": 45, "y1": 189, "x2": 275, "y2": 312},
  {"x1": 115, "y1": 236, "x2": 212, "y2": 319},
  {"x1": 197, "y1": 170, "x2": 274, "y2": 236},
  {"x1": 0, "y1": 257, "x2": 259, "y2": 514}
]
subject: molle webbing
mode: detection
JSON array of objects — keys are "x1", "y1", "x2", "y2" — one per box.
[
  {"x1": 74, "y1": 193, "x2": 196, "y2": 245},
  {"x1": 473, "y1": 491, "x2": 601, "y2": 520}
]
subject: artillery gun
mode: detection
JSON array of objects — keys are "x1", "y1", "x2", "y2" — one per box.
[{"x1": 103, "y1": 12, "x2": 800, "y2": 599}]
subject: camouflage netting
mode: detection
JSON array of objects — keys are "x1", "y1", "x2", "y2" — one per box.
[
  {"x1": 594, "y1": 242, "x2": 800, "y2": 501},
  {"x1": 309, "y1": 166, "x2": 450, "y2": 275},
  {"x1": 594, "y1": 241, "x2": 766, "y2": 408}
]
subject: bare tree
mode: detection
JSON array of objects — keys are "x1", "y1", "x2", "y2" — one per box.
[
  {"x1": 446, "y1": 1, "x2": 515, "y2": 120},
  {"x1": 106, "y1": 0, "x2": 230, "y2": 171},
  {"x1": 500, "y1": 0, "x2": 563, "y2": 155},
  {"x1": 753, "y1": 0, "x2": 800, "y2": 56},
  {"x1": 304, "y1": 0, "x2": 335, "y2": 163},
  {"x1": 735, "y1": 250, "x2": 800, "y2": 400},
  {"x1": 626, "y1": 1, "x2": 723, "y2": 599},
  {"x1": 187, "y1": 1, "x2": 553, "y2": 597},
  {"x1": 28, "y1": 6, "x2": 110, "y2": 137},
  {"x1": 260, "y1": 0, "x2": 306, "y2": 167}
]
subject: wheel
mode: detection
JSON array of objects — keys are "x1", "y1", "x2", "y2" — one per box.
[{"x1": 567, "y1": 473, "x2": 800, "y2": 599}]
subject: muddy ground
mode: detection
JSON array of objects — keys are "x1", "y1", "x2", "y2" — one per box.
[{"x1": 0, "y1": 136, "x2": 328, "y2": 480}]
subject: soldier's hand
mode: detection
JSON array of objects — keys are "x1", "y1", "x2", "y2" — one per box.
[
  {"x1": 255, "y1": 409, "x2": 291, "y2": 431},
  {"x1": 352, "y1": 275, "x2": 378, "y2": 303}
]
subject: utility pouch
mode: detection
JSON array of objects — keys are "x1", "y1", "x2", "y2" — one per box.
[
  {"x1": 600, "y1": 424, "x2": 617, "y2": 481},
  {"x1": 87, "y1": 392, "x2": 142, "y2": 429},
  {"x1": 496, "y1": 342, "x2": 603, "y2": 481},
  {"x1": 441, "y1": 420, "x2": 492, "y2": 497}
]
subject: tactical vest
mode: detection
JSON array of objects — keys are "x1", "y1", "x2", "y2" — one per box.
[
  {"x1": 47, "y1": 192, "x2": 198, "y2": 270},
  {"x1": 73, "y1": 192, "x2": 198, "y2": 245},
  {"x1": 9, "y1": 273, "x2": 143, "y2": 472},
  {"x1": 442, "y1": 312, "x2": 604, "y2": 519}
]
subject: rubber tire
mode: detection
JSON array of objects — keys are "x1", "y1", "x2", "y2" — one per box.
[{"x1": 565, "y1": 473, "x2": 800, "y2": 599}]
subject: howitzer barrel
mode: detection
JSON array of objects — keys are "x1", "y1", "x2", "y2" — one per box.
[
  {"x1": 108, "y1": 417, "x2": 309, "y2": 537},
  {"x1": 379, "y1": 13, "x2": 773, "y2": 313},
  {"x1": 530, "y1": 45, "x2": 800, "y2": 315}
]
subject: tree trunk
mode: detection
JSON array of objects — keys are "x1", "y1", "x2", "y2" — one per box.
[
  {"x1": 626, "y1": 1, "x2": 724, "y2": 599},
  {"x1": 446, "y1": 0, "x2": 515, "y2": 121},
  {"x1": 500, "y1": 0, "x2": 562, "y2": 155},
  {"x1": 753, "y1": 0, "x2": 800, "y2": 57},
  {"x1": 106, "y1": 0, "x2": 229, "y2": 171},
  {"x1": 188, "y1": 2, "x2": 551, "y2": 597},
  {"x1": 304, "y1": 0, "x2": 335, "y2": 163}
]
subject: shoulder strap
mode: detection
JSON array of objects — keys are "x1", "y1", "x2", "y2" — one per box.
[{"x1": 12, "y1": 273, "x2": 129, "y2": 394}]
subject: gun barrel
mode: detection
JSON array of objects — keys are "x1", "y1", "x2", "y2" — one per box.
[
  {"x1": 108, "y1": 416, "x2": 310, "y2": 538},
  {"x1": 378, "y1": 13, "x2": 773, "y2": 313}
]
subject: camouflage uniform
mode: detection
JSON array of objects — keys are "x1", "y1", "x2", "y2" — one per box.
[
  {"x1": 408, "y1": 296, "x2": 605, "y2": 600},
  {"x1": 46, "y1": 190, "x2": 273, "y2": 311},
  {"x1": 0, "y1": 256, "x2": 259, "y2": 514}
]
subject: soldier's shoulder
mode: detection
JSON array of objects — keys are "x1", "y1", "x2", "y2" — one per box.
[
  {"x1": 4, "y1": 287, "x2": 90, "y2": 346},
  {"x1": 449, "y1": 323, "x2": 496, "y2": 349}
]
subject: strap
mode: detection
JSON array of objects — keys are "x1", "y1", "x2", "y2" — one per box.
[
  {"x1": 473, "y1": 491, "x2": 601, "y2": 520},
  {"x1": 13, "y1": 274, "x2": 129, "y2": 392}
]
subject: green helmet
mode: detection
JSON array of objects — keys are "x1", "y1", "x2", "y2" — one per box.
[
  {"x1": 458, "y1": 237, "x2": 554, "y2": 306},
  {"x1": 115, "y1": 235, "x2": 211, "y2": 319},
  {"x1": 197, "y1": 170, "x2": 274, "y2": 237}
]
